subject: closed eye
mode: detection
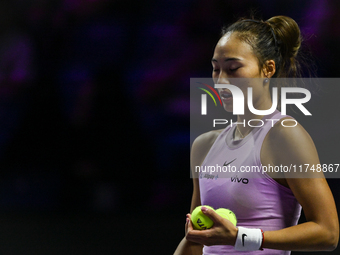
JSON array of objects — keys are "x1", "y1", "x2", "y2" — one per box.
[{"x1": 230, "y1": 67, "x2": 240, "y2": 72}]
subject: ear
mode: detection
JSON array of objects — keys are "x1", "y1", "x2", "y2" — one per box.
[{"x1": 262, "y1": 60, "x2": 276, "y2": 78}]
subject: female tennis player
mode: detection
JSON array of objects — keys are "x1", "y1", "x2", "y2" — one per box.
[{"x1": 174, "y1": 15, "x2": 339, "y2": 254}]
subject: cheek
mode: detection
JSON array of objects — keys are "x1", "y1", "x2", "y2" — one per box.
[
  {"x1": 236, "y1": 58, "x2": 262, "y2": 78},
  {"x1": 243, "y1": 65, "x2": 262, "y2": 78}
]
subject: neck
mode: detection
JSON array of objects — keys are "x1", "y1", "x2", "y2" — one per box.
[{"x1": 235, "y1": 98, "x2": 275, "y2": 138}]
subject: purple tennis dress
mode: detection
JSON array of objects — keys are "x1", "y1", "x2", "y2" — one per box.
[{"x1": 199, "y1": 110, "x2": 302, "y2": 254}]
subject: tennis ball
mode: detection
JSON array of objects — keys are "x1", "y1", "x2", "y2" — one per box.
[
  {"x1": 216, "y1": 208, "x2": 237, "y2": 226},
  {"x1": 191, "y1": 205, "x2": 215, "y2": 230}
]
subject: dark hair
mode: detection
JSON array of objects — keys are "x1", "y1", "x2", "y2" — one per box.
[
  {"x1": 221, "y1": 15, "x2": 304, "y2": 78},
  {"x1": 221, "y1": 15, "x2": 316, "y2": 111}
]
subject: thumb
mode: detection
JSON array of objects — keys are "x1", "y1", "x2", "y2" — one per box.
[{"x1": 201, "y1": 206, "x2": 222, "y2": 224}]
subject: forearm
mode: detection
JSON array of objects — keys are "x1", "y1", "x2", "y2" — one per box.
[
  {"x1": 263, "y1": 221, "x2": 338, "y2": 251},
  {"x1": 174, "y1": 237, "x2": 203, "y2": 255}
]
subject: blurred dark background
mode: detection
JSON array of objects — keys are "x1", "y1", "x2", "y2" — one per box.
[{"x1": 0, "y1": 0, "x2": 339, "y2": 254}]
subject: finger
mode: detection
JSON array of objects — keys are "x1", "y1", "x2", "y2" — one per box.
[
  {"x1": 201, "y1": 206, "x2": 223, "y2": 224},
  {"x1": 185, "y1": 218, "x2": 189, "y2": 234},
  {"x1": 185, "y1": 214, "x2": 194, "y2": 235},
  {"x1": 187, "y1": 217, "x2": 194, "y2": 232}
]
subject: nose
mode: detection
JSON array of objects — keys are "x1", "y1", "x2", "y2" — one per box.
[
  {"x1": 215, "y1": 78, "x2": 231, "y2": 93},
  {"x1": 214, "y1": 71, "x2": 230, "y2": 85},
  {"x1": 213, "y1": 72, "x2": 232, "y2": 93}
]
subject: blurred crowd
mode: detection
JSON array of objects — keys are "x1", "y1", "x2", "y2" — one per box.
[{"x1": 0, "y1": 0, "x2": 339, "y2": 213}]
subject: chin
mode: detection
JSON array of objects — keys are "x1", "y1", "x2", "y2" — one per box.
[{"x1": 223, "y1": 105, "x2": 233, "y2": 113}]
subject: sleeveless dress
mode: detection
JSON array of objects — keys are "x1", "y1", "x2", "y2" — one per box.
[{"x1": 199, "y1": 110, "x2": 302, "y2": 254}]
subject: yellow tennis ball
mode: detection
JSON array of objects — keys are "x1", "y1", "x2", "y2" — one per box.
[
  {"x1": 216, "y1": 208, "x2": 237, "y2": 226},
  {"x1": 191, "y1": 205, "x2": 215, "y2": 230}
]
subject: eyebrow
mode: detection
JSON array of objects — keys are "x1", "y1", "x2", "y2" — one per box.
[{"x1": 211, "y1": 57, "x2": 241, "y2": 62}]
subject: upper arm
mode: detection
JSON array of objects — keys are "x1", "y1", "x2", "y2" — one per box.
[
  {"x1": 189, "y1": 130, "x2": 221, "y2": 212},
  {"x1": 264, "y1": 119, "x2": 339, "y2": 235}
]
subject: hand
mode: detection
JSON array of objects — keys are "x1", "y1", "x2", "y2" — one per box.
[{"x1": 185, "y1": 206, "x2": 238, "y2": 246}]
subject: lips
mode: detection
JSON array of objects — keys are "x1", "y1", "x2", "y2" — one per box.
[{"x1": 220, "y1": 91, "x2": 232, "y2": 102}]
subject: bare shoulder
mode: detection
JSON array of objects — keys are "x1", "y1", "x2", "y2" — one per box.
[
  {"x1": 261, "y1": 117, "x2": 323, "y2": 187},
  {"x1": 262, "y1": 117, "x2": 321, "y2": 178},
  {"x1": 265, "y1": 117, "x2": 317, "y2": 157},
  {"x1": 192, "y1": 129, "x2": 224, "y2": 149},
  {"x1": 191, "y1": 129, "x2": 224, "y2": 173},
  {"x1": 191, "y1": 129, "x2": 224, "y2": 157}
]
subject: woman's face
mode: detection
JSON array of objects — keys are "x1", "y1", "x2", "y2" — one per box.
[{"x1": 212, "y1": 32, "x2": 271, "y2": 113}]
